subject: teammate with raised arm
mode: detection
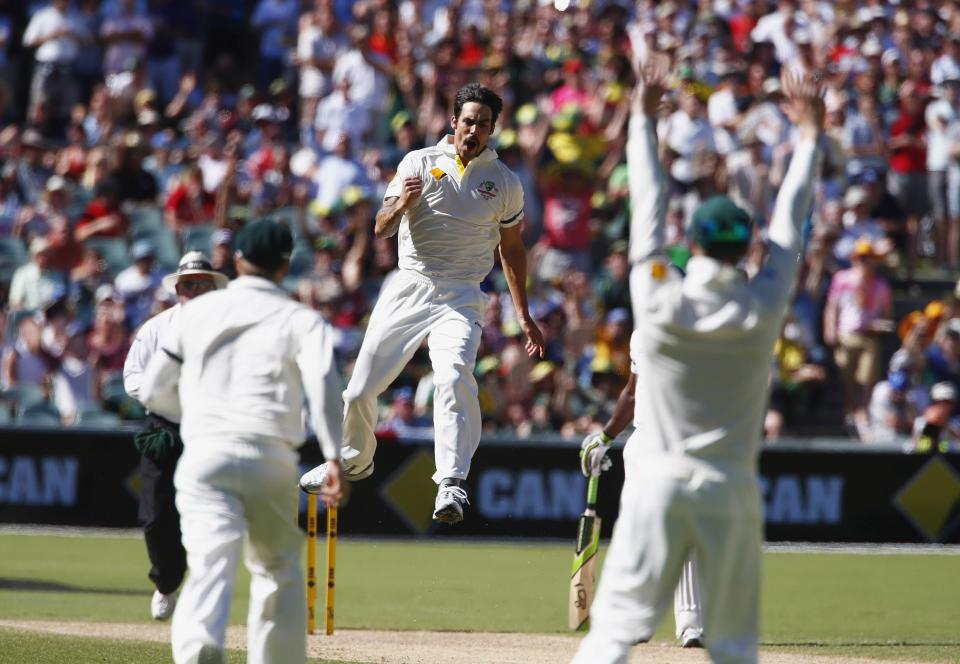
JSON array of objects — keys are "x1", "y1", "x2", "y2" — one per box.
[
  {"x1": 301, "y1": 83, "x2": 545, "y2": 524},
  {"x1": 572, "y1": 58, "x2": 823, "y2": 664}
]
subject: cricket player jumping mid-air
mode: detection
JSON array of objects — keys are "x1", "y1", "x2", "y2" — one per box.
[
  {"x1": 301, "y1": 82, "x2": 545, "y2": 524},
  {"x1": 573, "y1": 55, "x2": 823, "y2": 664}
]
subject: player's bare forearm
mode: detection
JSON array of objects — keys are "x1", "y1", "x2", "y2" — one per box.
[
  {"x1": 499, "y1": 240, "x2": 531, "y2": 322},
  {"x1": 499, "y1": 225, "x2": 545, "y2": 357},
  {"x1": 602, "y1": 373, "x2": 637, "y2": 439},
  {"x1": 376, "y1": 177, "x2": 423, "y2": 238},
  {"x1": 627, "y1": 53, "x2": 669, "y2": 261},
  {"x1": 374, "y1": 197, "x2": 405, "y2": 239}
]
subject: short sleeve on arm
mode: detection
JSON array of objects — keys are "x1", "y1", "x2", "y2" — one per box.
[
  {"x1": 384, "y1": 153, "x2": 420, "y2": 200},
  {"x1": 500, "y1": 172, "x2": 524, "y2": 228}
]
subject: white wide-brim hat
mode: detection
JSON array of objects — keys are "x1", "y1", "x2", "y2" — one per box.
[{"x1": 161, "y1": 250, "x2": 229, "y2": 293}]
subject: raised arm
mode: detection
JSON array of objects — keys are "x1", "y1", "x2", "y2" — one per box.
[
  {"x1": 627, "y1": 53, "x2": 670, "y2": 264},
  {"x1": 752, "y1": 68, "x2": 823, "y2": 312}
]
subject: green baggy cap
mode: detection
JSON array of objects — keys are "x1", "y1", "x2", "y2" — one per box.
[
  {"x1": 691, "y1": 196, "x2": 752, "y2": 247},
  {"x1": 235, "y1": 219, "x2": 293, "y2": 270}
]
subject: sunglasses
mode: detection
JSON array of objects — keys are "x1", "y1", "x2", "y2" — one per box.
[{"x1": 176, "y1": 279, "x2": 216, "y2": 295}]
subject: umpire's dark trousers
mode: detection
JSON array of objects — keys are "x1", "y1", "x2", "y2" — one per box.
[{"x1": 138, "y1": 418, "x2": 187, "y2": 595}]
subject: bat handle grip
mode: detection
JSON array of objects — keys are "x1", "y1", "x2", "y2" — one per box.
[{"x1": 585, "y1": 474, "x2": 600, "y2": 509}]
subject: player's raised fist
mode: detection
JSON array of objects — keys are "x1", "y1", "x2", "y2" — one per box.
[{"x1": 399, "y1": 176, "x2": 423, "y2": 211}]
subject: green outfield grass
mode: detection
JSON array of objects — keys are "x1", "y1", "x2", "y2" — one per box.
[
  {"x1": 0, "y1": 532, "x2": 958, "y2": 662},
  {"x1": 0, "y1": 629, "x2": 352, "y2": 664}
]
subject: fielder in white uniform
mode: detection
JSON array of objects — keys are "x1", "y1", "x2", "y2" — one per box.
[
  {"x1": 580, "y1": 360, "x2": 704, "y2": 649},
  {"x1": 572, "y1": 61, "x2": 822, "y2": 664},
  {"x1": 301, "y1": 83, "x2": 545, "y2": 524},
  {"x1": 140, "y1": 220, "x2": 346, "y2": 664},
  {"x1": 123, "y1": 251, "x2": 229, "y2": 621}
]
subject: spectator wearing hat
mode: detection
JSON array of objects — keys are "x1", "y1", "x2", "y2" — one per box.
[
  {"x1": 765, "y1": 316, "x2": 829, "y2": 442},
  {"x1": 379, "y1": 386, "x2": 432, "y2": 439},
  {"x1": 912, "y1": 381, "x2": 960, "y2": 454},
  {"x1": 823, "y1": 238, "x2": 894, "y2": 438},
  {"x1": 834, "y1": 186, "x2": 889, "y2": 265},
  {"x1": 867, "y1": 352, "x2": 925, "y2": 443},
  {"x1": 8, "y1": 237, "x2": 65, "y2": 312},
  {"x1": 123, "y1": 249, "x2": 228, "y2": 623},
  {"x1": 115, "y1": 240, "x2": 163, "y2": 330}
]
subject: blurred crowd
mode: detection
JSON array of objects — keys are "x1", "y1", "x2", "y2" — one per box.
[{"x1": 0, "y1": 0, "x2": 959, "y2": 450}]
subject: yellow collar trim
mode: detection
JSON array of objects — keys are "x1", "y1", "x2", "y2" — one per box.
[{"x1": 454, "y1": 154, "x2": 466, "y2": 177}]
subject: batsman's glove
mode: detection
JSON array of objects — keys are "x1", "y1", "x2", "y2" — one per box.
[{"x1": 580, "y1": 431, "x2": 614, "y2": 477}]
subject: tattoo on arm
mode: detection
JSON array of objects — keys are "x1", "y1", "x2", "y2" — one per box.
[{"x1": 375, "y1": 197, "x2": 404, "y2": 239}]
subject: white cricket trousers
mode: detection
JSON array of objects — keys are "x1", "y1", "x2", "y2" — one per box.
[
  {"x1": 571, "y1": 465, "x2": 762, "y2": 664},
  {"x1": 630, "y1": 262, "x2": 706, "y2": 640},
  {"x1": 341, "y1": 270, "x2": 485, "y2": 483},
  {"x1": 172, "y1": 438, "x2": 306, "y2": 664}
]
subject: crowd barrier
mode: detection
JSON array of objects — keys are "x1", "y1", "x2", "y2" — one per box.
[{"x1": 0, "y1": 427, "x2": 957, "y2": 544}]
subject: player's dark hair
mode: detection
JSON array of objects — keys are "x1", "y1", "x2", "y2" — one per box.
[{"x1": 453, "y1": 83, "x2": 503, "y2": 126}]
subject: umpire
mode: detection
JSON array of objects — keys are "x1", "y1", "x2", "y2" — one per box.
[{"x1": 123, "y1": 251, "x2": 228, "y2": 620}]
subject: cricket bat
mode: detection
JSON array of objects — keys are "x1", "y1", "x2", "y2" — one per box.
[{"x1": 568, "y1": 473, "x2": 601, "y2": 630}]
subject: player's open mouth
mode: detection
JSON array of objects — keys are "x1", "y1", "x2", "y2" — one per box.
[{"x1": 464, "y1": 138, "x2": 478, "y2": 150}]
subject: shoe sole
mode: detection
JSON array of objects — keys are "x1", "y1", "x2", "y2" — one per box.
[
  {"x1": 299, "y1": 462, "x2": 374, "y2": 494},
  {"x1": 432, "y1": 505, "x2": 464, "y2": 524},
  {"x1": 680, "y1": 637, "x2": 704, "y2": 649}
]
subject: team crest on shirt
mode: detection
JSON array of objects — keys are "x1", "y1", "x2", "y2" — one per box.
[{"x1": 477, "y1": 180, "x2": 499, "y2": 199}]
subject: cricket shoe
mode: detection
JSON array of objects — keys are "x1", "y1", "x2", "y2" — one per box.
[
  {"x1": 680, "y1": 628, "x2": 704, "y2": 648},
  {"x1": 299, "y1": 461, "x2": 374, "y2": 494},
  {"x1": 433, "y1": 485, "x2": 469, "y2": 524},
  {"x1": 151, "y1": 589, "x2": 178, "y2": 621}
]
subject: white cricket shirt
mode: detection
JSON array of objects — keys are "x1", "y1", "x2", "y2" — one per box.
[
  {"x1": 626, "y1": 114, "x2": 819, "y2": 477},
  {"x1": 385, "y1": 136, "x2": 524, "y2": 284},
  {"x1": 124, "y1": 303, "x2": 181, "y2": 422},
  {"x1": 140, "y1": 276, "x2": 344, "y2": 461}
]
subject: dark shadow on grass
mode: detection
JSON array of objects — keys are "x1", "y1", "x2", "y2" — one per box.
[
  {"x1": 763, "y1": 642, "x2": 960, "y2": 647},
  {"x1": 0, "y1": 578, "x2": 147, "y2": 596}
]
